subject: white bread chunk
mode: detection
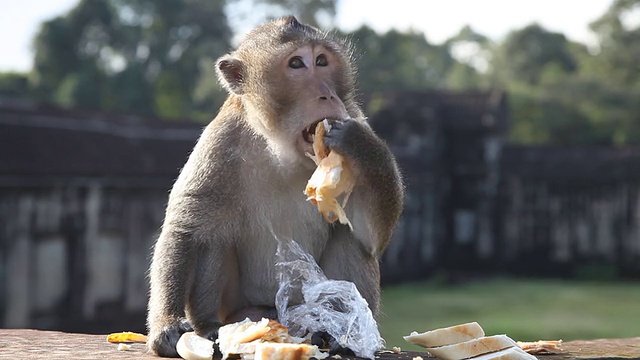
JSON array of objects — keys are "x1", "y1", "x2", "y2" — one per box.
[
  {"x1": 253, "y1": 342, "x2": 328, "y2": 360},
  {"x1": 470, "y1": 346, "x2": 538, "y2": 360},
  {"x1": 427, "y1": 335, "x2": 518, "y2": 360},
  {"x1": 404, "y1": 322, "x2": 485, "y2": 348},
  {"x1": 216, "y1": 318, "x2": 270, "y2": 358},
  {"x1": 176, "y1": 332, "x2": 215, "y2": 360}
]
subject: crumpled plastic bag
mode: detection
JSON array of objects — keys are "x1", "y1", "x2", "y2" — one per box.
[{"x1": 274, "y1": 237, "x2": 384, "y2": 359}]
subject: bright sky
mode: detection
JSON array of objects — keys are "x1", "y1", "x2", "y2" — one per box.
[{"x1": 0, "y1": 0, "x2": 613, "y2": 72}]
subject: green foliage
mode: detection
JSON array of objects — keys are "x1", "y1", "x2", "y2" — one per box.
[
  {"x1": 443, "y1": 25, "x2": 492, "y2": 89},
  {"x1": 348, "y1": 26, "x2": 454, "y2": 93},
  {"x1": 589, "y1": 0, "x2": 640, "y2": 87},
  {"x1": 493, "y1": 24, "x2": 577, "y2": 86},
  {"x1": 31, "y1": 0, "x2": 231, "y2": 121},
  {"x1": 154, "y1": 71, "x2": 190, "y2": 119},
  {"x1": 486, "y1": 1, "x2": 640, "y2": 146},
  {"x1": 506, "y1": 84, "x2": 597, "y2": 145},
  {"x1": 0, "y1": 72, "x2": 31, "y2": 97},
  {"x1": 19, "y1": 0, "x2": 640, "y2": 145}
]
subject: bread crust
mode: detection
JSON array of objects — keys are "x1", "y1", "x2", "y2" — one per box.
[
  {"x1": 426, "y1": 335, "x2": 518, "y2": 360},
  {"x1": 254, "y1": 342, "x2": 328, "y2": 360},
  {"x1": 469, "y1": 346, "x2": 538, "y2": 360},
  {"x1": 404, "y1": 322, "x2": 485, "y2": 348}
]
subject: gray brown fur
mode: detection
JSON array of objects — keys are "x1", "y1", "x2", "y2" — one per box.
[{"x1": 146, "y1": 16, "x2": 404, "y2": 357}]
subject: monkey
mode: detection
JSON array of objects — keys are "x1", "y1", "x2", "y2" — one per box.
[{"x1": 146, "y1": 16, "x2": 404, "y2": 357}]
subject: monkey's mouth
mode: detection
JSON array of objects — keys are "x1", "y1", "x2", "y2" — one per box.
[
  {"x1": 302, "y1": 118, "x2": 339, "y2": 144},
  {"x1": 302, "y1": 120, "x2": 322, "y2": 144}
]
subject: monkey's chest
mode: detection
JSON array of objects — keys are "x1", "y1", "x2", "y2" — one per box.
[{"x1": 238, "y1": 191, "x2": 330, "y2": 305}]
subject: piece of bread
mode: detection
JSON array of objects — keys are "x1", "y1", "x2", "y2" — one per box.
[
  {"x1": 404, "y1": 322, "x2": 485, "y2": 348},
  {"x1": 106, "y1": 331, "x2": 148, "y2": 343},
  {"x1": 176, "y1": 332, "x2": 215, "y2": 360},
  {"x1": 516, "y1": 340, "x2": 563, "y2": 354},
  {"x1": 217, "y1": 318, "x2": 270, "y2": 348},
  {"x1": 426, "y1": 335, "x2": 518, "y2": 360},
  {"x1": 216, "y1": 318, "x2": 306, "y2": 359},
  {"x1": 304, "y1": 119, "x2": 355, "y2": 229},
  {"x1": 469, "y1": 346, "x2": 538, "y2": 360},
  {"x1": 253, "y1": 342, "x2": 328, "y2": 360}
]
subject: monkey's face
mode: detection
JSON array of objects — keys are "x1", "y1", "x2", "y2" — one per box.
[
  {"x1": 275, "y1": 44, "x2": 350, "y2": 164},
  {"x1": 215, "y1": 16, "x2": 357, "y2": 168}
]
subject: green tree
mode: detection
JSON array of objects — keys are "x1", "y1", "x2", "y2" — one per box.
[
  {"x1": 492, "y1": 9, "x2": 640, "y2": 146},
  {"x1": 492, "y1": 23, "x2": 577, "y2": 86},
  {"x1": 32, "y1": 0, "x2": 231, "y2": 120},
  {"x1": 486, "y1": 23, "x2": 609, "y2": 145},
  {"x1": 0, "y1": 72, "x2": 31, "y2": 98},
  {"x1": 347, "y1": 26, "x2": 455, "y2": 93},
  {"x1": 570, "y1": 0, "x2": 640, "y2": 145},
  {"x1": 443, "y1": 25, "x2": 491, "y2": 89},
  {"x1": 588, "y1": 0, "x2": 640, "y2": 87}
]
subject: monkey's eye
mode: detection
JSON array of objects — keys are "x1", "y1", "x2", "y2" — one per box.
[
  {"x1": 288, "y1": 57, "x2": 305, "y2": 69},
  {"x1": 316, "y1": 54, "x2": 328, "y2": 66}
]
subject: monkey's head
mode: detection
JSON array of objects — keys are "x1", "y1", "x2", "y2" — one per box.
[{"x1": 216, "y1": 16, "x2": 361, "y2": 168}]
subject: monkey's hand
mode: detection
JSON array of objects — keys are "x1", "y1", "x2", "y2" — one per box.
[
  {"x1": 322, "y1": 118, "x2": 404, "y2": 255},
  {"x1": 322, "y1": 119, "x2": 394, "y2": 175}
]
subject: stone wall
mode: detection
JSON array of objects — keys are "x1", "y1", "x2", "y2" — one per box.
[
  {"x1": 3, "y1": 92, "x2": 639, "y2": 335},
  {"x1": 0, "y1": 182, "x2": 168, "y2": 333}
]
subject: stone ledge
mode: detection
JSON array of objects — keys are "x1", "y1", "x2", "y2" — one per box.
[{"x1": 1, "y1": 329, "x2": 638, "y2": 360}]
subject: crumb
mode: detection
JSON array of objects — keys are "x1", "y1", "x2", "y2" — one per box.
[
  {"x1": 413, "y1": 356, "x2": 424, "y2": 360},
  {"x1": 117, "y1": 343, "x2": 132, "y2": 351},
  {"x1": 392, "y1": 346, "x2": 401, "y2": 353},
  {"x1": 332, "y1": 355, "x2": 342, "y2": 359}
]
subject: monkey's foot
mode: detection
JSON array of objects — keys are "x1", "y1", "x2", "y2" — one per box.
[
  {"x1": 149, "y1": 320, "x2": 193, "y2": 358},
  {"x1": 311, "y1": 331, "x2": 356, "y2": 356}
]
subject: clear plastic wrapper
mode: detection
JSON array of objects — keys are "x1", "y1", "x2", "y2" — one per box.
[{"x1": 274, "y1": 237, "x2": 384, "y2": 359}]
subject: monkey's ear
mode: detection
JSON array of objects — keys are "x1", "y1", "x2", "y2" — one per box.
[{"x1": 216, "y1": 54, "x2": 246, "y2": 95}]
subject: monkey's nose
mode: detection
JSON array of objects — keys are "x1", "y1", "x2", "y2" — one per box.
[{"x1": 319, "y1": 95, "x2": 335, "y2": 101}]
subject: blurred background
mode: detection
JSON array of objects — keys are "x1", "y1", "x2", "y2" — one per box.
[{"x1": 1, "y1": 0, "x2": 639, "y2": 351}]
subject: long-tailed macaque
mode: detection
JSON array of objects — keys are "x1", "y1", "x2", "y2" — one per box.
[{"x1": 147, "y1": 16, "x2": 404, "y2": 357}]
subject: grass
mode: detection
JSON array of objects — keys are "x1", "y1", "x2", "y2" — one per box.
[{"x1": 378, "y1": 277, "x2": 640, "y2": 351}]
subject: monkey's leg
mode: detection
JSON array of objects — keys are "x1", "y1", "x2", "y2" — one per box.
[
  {"x1": 186, "y1": 243, "x2": 234, "y2": 341},
  {"x1": 320, "y1": 226, "x2": 382, "y2": 314},
  {"x1": 147, "y1": 232, "x2": 197, "y2": 357}
]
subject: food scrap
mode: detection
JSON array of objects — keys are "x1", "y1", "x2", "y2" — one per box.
[
  {"x1": 517, "y1": 340, "x2": 563, "y2": 354},
  {"x1": 106, "y1": 331, "x2": 148, "y2": 343},
  {"x1": 117, "y1": 343, "x2": 132, "y2": 351},
  {"x1": 304, "y1": 119, "x2": 355, "y2": 230}
]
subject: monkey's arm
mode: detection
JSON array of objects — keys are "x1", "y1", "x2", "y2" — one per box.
[
  {"x1": 147, "y1": 140, "x2": 238, "y2": 356},
  {"x1": 147, "y1": 227, "x2": 197, "y2": 357},
  {"x1": 323, "y1": 119, "x2": 404, "y2": 256}
]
